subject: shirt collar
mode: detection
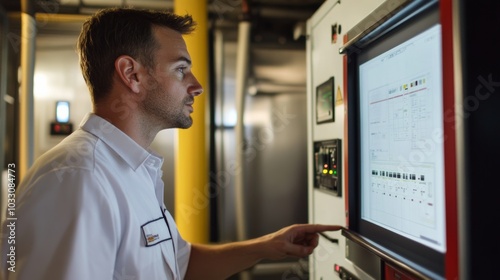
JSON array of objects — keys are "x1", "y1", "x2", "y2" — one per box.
[{"x1": 79, "y1": 113, "x2": 163, "y2": 171}]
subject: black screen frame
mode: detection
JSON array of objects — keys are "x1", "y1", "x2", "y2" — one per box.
[{"x1": 346, "y1": 2, "x2": 445, "y2": 278}]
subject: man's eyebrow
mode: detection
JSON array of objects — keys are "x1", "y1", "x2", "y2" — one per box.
[{"x1": 175, "y1": 56, "x2": 192, "y2": 65}]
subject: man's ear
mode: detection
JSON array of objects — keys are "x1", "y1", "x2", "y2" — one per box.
[{"x1": 115, "y1": 55, "x2": 142, "y2": 94}]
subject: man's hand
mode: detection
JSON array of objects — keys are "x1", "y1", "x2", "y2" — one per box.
[
  {"x1": 185, "y1": 224, "x2": 343, "y2": 280},
  {"x1": 259, "y1": 224, "x2": 343, "y2": 259}
]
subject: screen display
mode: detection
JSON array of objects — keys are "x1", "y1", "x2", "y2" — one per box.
[{"x1": 358, "y1": 24, "x2": 446, "y2": 253}]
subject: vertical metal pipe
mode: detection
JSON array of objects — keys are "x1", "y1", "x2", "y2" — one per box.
[
  {"x1": 234, "y1": 19, "x2": 251, "y2": 243},
  {"x1": 234, "y1": 3, "x2": 252, "y2": 279},
  {"x1": 0, "y1": 6, "x2": 8, "y2": 221},
  {"x1": 18, "y1": 0, "x2": 36, "y2": 180},
  {"x1": 213, "y1": 28, "x2": 226, "y2": 240}
]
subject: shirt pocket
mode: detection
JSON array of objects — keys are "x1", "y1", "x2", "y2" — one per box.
[
  {"x1": 141, "y1": 217, "x2": 172, "y2": 247},
  {"x1": 141, "y1": 217, "x2": 178, "y2": 278}
]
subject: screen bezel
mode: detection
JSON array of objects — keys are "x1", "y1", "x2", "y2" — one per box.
[{"x1": 346, "y1": 4, "x2": 446, "y2": 277}]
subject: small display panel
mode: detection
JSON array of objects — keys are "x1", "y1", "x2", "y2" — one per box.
[
  {"x1": 316, "y1": 77, "x2": 335, "y2": 124},
  {"x1": 55, "y1": 101, "x2": 70, "y2": 123},
  {"x1": 358, "y1": 24, "x2": 446, "y2": 253}
]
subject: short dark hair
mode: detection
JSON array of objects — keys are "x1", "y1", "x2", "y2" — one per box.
[{"x1": 77, "y1": 8, "x2": 196, "y2": 103}]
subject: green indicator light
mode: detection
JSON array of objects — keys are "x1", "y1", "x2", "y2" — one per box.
[{"x1": 334, "y1": 170, "x2": 337, "y2": 175}]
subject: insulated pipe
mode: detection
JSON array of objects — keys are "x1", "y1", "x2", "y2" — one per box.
[
  {"x1": 234, "y1": 15, "x2": 251, "y2": 242},
  {"x1": 18, "y1": 0, "x2": 36, "y2": 180},
  {"x1": 174, "y1": 0, "x2": 210, "y2": 244}
]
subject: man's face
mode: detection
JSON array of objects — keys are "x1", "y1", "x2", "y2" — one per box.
[{"x1": 140, "y1": 26, "x2": 203, "y2": 129}]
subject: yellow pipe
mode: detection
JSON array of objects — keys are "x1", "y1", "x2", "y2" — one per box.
[{"x1": 174, "y1": 0, "x2": 209, "y2": 244}]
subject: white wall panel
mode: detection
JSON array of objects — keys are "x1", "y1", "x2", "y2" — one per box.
[{"x1": 307, "y1": 0, "x2": 385, "y2": 279}]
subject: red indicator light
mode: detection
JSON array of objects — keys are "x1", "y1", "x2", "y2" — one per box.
[
  {"x1": 334, "y1": 264, "x2": 340, "y2": 272},
  {"x1": 323, "y1": 164, "x2": 328, "y2": 168},
  {"x1": 334, "y1": 165, "x2": 337, "y2": 168},
  {"x1": 50, "y1": 122, "x2": 73, "y2": 135}
]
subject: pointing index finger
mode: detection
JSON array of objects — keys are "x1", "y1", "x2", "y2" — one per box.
[{"x1": 299, "y1": 224, "x2": 344, "y2": 233}]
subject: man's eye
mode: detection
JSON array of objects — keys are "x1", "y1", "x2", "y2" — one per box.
[{"x1": 177, "y1": 67, "x2": 186, "y2": 74}]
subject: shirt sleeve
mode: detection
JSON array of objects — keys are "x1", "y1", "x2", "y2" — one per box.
[{"x1": 4, "y1": 168, "x2": 119, "y2": 280}]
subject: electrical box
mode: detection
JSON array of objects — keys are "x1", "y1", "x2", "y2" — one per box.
[{"x1": 313, "y1": 139, "x2": 341, "y2": 196}]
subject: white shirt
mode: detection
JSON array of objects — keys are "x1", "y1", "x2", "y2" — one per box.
[{"x1": 1, "y1": 113, "x2": 191, "y2": 280}]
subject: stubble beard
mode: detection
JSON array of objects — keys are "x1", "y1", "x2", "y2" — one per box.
[{"x1": 142, "y1": 75, "x2": 194, "y2": 130}]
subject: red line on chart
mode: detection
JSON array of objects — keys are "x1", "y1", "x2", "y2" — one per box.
[{"x1": 370, "y1": 87, "x2": 427, "y2": 105}]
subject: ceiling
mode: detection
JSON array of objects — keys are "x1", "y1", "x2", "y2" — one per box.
[
  {"x1": 3, "y1": 0, "x2": 325, "y2": 95},
  {"x1": 2, "y1": 0, "x2": 324, "y2": 43}
]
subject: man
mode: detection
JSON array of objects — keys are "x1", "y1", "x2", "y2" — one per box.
[{"x1": 1, "y1": 8, "x2": 341, "y2": 279}]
